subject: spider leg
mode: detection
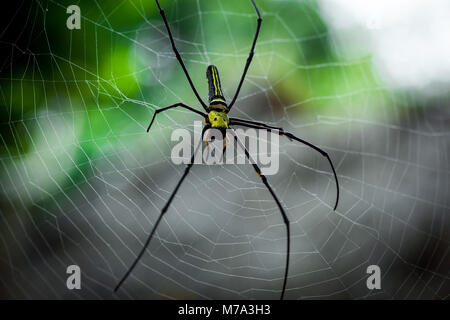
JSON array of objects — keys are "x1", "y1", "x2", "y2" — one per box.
[
  {"x1": 154, "y1": 0, "x2": 208, "y2": 111},
  {"x1": 114, "y1": 128, "x2": 206, "y2": 293},
  {"x1": 229, "y1": 129, "x2": 290, "y2": 300},
  {"x1": 202, "y1": 128, "x2": 229, "y2": 163},
  {"x1": 219, "y1": 131, "x2": 230, "y2": 163},
  {"x1": 231, "y1": 122, "x2": 340, "y2": 210},
  {"x1": 147, "y1": 103, "x2": 207, "y2": 132},
  {"x1": 228, "y1": 0, "x2": 262, "y2": 109},
  {"x1": 230, "y1": 117, "x2": 283, "y2": 131}
]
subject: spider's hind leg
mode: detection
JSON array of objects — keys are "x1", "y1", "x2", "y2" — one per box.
[{"x1": 229, "y1": 129, "x2": 290, "y2": 300}]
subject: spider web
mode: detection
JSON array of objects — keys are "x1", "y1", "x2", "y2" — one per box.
[{"x1": 0, "y1": 0, "x2": 449, "y2": 299}]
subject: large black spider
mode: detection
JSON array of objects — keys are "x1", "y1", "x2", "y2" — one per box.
[{"x1": 115, "y1": 0, "x2": 339, "y2": 300}]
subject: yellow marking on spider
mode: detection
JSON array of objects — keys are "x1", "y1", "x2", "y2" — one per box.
[
  {"x1": 208, "y1": 110, "x2": 229, "y2": 128},
  {"x1": 212, "y1": 67, "x2": 218, "y2": 95},
  {"x1": 213, "y1": 66, "x2": 222, "y2": 96},
  {"x1": 211, "y1": 66, "x2": 220, "y2": 96}
]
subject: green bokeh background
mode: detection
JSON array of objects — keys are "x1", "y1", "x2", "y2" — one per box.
[{"x1": 1, "y1": 0, "x2": 380, "y2": 201}]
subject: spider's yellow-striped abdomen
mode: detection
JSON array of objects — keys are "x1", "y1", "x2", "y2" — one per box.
[{"x1": 208, "y1": 110, "x2": 229, "y2": 128}]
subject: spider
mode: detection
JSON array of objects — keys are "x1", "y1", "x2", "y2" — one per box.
[{"x1": 114, "y1": 0, "x2": 339, "y2": 300}]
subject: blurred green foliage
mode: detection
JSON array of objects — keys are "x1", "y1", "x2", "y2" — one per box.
[{"x1": 0, "y1": 0, "x2": 381, "y2": 207}]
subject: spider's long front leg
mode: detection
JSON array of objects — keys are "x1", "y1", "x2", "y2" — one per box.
[
  {"x1": 154, "y1": 0, "x2": 208, "y2": 111},
  {"x1": 231, "y1": 122, "x2": 340, "y2": 210},
  {"x1": 114, "y1": 128, "x2": 206, "y2": 293},
  {"x1": 229, "y1": 129, "x2": 290, "y2": 300},
  {"x1": 228, "y1": 0, "x2": 262, "y2": 109},
  {"x1": 147, "y1": 103, "x2": 207, "y2": 132}
]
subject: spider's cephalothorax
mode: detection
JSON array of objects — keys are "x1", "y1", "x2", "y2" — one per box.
[{"x1": 206, "y1": 65, "x2": 229, "y2": 129}]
